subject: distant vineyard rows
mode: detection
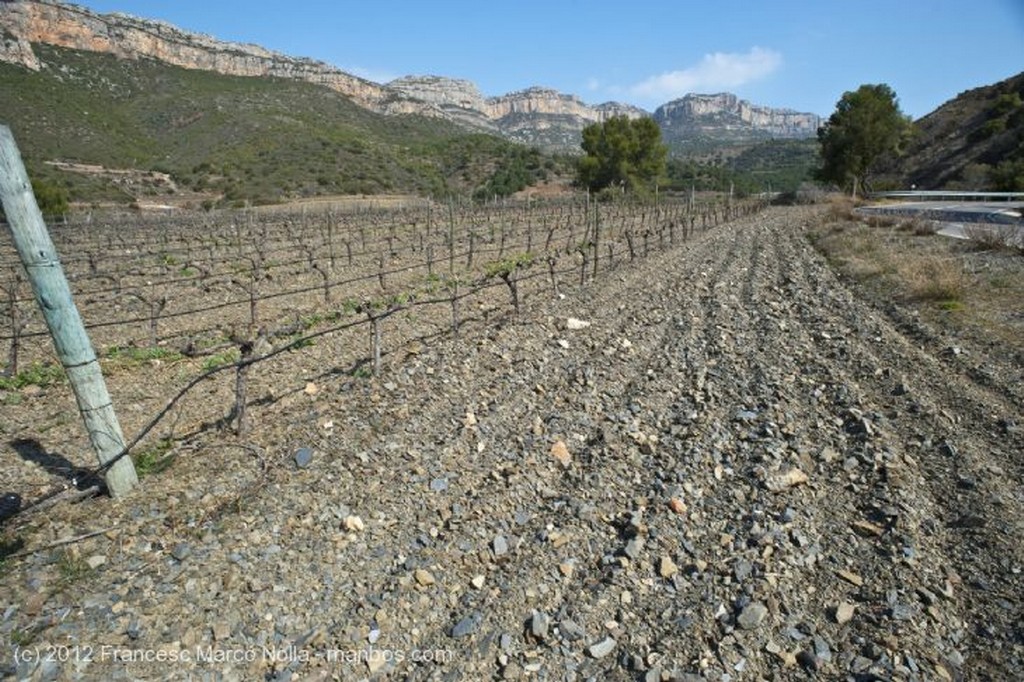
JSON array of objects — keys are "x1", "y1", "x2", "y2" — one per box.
[{"x1": 1, "y1": 197, "x2": 763, "y2": 386}]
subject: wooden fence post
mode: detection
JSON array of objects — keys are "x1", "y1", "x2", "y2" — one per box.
[{"x1": 0, "y1": 125, "x2": 138, "y2": 498}]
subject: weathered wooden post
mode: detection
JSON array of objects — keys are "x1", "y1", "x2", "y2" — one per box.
[{"x1": 0, "y1": 125, "x2": 138, "y2": 497}]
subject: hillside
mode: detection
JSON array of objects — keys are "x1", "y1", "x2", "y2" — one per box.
[
  {"x1": 655, "y1": 93, "x2": 820, "y2": 154},
  {"x1": 877, "y1": 71, "x2": 1024, "y2": 190},
  {"x1": 0, "y1": 43, "x2": 562, "y2": 208},
  {"x1": 663, "y1": 138, "x2": 818, "y2": 195},
  {"x1": 1, "y1": 1, "x2": 821, "y2": 156}
]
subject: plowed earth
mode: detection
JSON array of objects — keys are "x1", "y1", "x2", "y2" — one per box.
[{"x1": 2, "y1": 206, "x2": 1022, "y2": 681}]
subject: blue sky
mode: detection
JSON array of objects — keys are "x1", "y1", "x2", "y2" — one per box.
[{"x1": 80, "y1": 1, "x2": 1022, "y2": 119}]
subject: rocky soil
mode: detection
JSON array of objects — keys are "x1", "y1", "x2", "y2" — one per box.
[{"x1": 2, "y1": 206, "x2": 1022, "y2": 681}]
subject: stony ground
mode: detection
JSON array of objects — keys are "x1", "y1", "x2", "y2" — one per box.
[{"x1": 2, "y1": 206, "x2": 1022, "y2": 681}]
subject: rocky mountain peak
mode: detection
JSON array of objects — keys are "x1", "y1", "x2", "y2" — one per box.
[
  {"x1": 655, "y1": 92, "x2": 821, "y2": 139},
  {"x1": 1, "y1": 1, "x2": 822, "y2": 151},
  {"x1": 387, "y1": 75, "x2": 487, "y2": 111}
]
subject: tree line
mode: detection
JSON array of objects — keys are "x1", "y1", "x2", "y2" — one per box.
[{"x1": 574, "y1": 84, "x2": 918, "y2": 200}]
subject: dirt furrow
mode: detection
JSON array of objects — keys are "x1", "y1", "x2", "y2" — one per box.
[{"x1": 4, "y1": 206, "x2": 1021, "y2": 682}]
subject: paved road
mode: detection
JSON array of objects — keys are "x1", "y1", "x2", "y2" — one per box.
[{"x1": 860, "y1": 200, "x2": 1023, "y2": 244}]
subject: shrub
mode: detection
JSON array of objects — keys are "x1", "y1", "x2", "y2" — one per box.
[
  {"x1": 899, "y1": 218, "x2": 936, "y2": 236},
  {"x1": 31, "y1": 178, "x2": 70, "y2": 217},
  {"x1": 905, "y1": 256, "x2": 966, "y2": 304},
  {"x1": 992, "y1": 92, "x2": 1022, "y2": 116},
  {"x1": 964, "y1": 224, "x2": 1024, "y2": 254},
  {"x1": 823, "y1": 195, "x2": 858, "y2": 223}
]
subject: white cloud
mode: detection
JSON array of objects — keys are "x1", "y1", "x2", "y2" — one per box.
[{"x1": 629, "y1": 47, "x2": 782, "y2": 101}]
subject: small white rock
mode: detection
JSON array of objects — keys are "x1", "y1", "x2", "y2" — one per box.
[{"x1": 588, "y1": 636, "x2": 617, "y2": 658}]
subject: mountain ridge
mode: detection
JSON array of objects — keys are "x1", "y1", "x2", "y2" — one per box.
[
  {"x1": 655, "y1": 92, "x2": 820, "y2": 139},
  {"x1": 875, "y1": 71, "x2": 1024, "y2": 190},
  {"x1": 0, "y1": 0, "x2": 821, "y2": 150}
]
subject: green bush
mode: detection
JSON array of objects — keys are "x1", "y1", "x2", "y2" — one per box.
[
  {"x1": 989, "y1": 158, "x2": 1024, "y2": 191},
  {"x1": 992, "y1": 92, "x2": 1022, "y2": 116},
  {"x1": 0, "y1": 361, "x2": 66, "y2": 390},
  {"x1": 31, "y1": 178, "x2": 69, "y2": 217}
]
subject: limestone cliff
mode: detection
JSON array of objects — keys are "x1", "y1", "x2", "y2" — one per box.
[
  {"x1": 0, "y1": 1, "x2": 821, "y2": 151},
  {"x1": 384, "y1": 76, "x2": 498, "y2": 132},
  {"x1": 0, "y1": 0, "x2": 386, "y2": 107},
  {"x1": 384, "y1": 80, "x2": 647, "y2": 148},
  {"x1": 507, "y1": 88, "x2": 641, "y2": 147},
  {"x1": 655, "y1": 93, "x2": 821, "y2": 139}
]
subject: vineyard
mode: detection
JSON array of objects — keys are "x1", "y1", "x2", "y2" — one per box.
[
  {"x1": 2, "y1": 199, "x2": 1022, "y2": 680},
  {"x1": 1, "y1": 196, "x2": 761, "y2": 506}
]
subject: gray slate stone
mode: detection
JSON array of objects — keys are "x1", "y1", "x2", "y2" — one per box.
[
  {"x1": 294, "y1": 447, "x2": 313, "y2": 468},
  {"x1": 737, "y1": 601, "x2": 769, "y2": 630},
  {"x1": 588, "y1": 636, "x2": 617, "y2": 659},
  {"x1": 451, "y1": 612, "x2": 482, "y2": 638}
]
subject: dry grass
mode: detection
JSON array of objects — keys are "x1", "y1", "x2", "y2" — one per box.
[
  {"x1": 963, "y1": 223, "x2": 1024, "y2": 254},
  {"x1": 904, "y1": 256, "x2": 967, "y2": 304},
  {"x1": 813, "y1": 222, "x2": 966, "y2": 306},
  {"x1": 810, "y1": 214, "x2": 1024, "y2": 353},
  {"x1": 898, "y1": 217, "x2": 938, "y2": 236},
  {"x1": 823, "y1": 195, "x2": 859, "y2": 223}
]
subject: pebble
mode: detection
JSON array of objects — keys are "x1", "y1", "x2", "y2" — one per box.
[
  {"x1": 659, "y1": 555, "x2": 678, "y2": 579},
  {"x1": 834, "y1": 601, "x2": 856, "y2": 624},
  {"x1": 451, "y1": 612, "x2": 482, "y2": 638},
  {"x1": 294, "y1": 447, "x2": 313, "y2": 468},
  {"x1": 852, "y1": 520, "x2": 884, "y2": 537},
  {"x1": 587, "y1": 636, "x2": 617, "y2": 659},
  {"x1": 566, "y1": 317, "x2": 591, "y2": 330},
  {"x1": 891, "y1": 603, "x2": 916, "y2": 621},
  {"x1": 530, "y1": 610, "x2": 550, "y2": 640},
  {"x1": 367, "y1": 653, "x2": 389, "y2": 674},
  {"x1": 813, "y1": 635, "x2": 832, "y2": 662},
  {"x1": 550, "y1": 440, "x2": 572, "y2": 467},
  {"x1": 737, "y1": 601, "x2": 769, "y2": 630},
  {"x1": 796, "y1": 649, "x2": 820, "y2": 671},
  {"x1": 170, "y1": 543, "x2": 192, "y2": 561},
  {"x1": 493, "y1": 535, "x2": 509, "y2": 557},
  {"x1": 559, "y1": 618, "x2": 585, "y2": 641},
  {"x1": 836, "y1": 569, "x2": 864, "y2": 587},
  {"x1": 764, "y1": 468, "x2": 809, "y2": 492},
  {"x1": 624, "y1": 537, "x2": 644, "y2": 560}
]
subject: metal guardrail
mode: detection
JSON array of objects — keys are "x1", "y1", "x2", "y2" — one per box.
[{"x1": 867, "y1": 191, "x2": 1024, "y2": 201}]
